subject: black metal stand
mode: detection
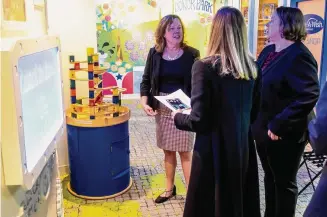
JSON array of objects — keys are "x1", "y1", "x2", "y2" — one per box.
[{"x1": 298, "y1": 151, "x2": 326, "y2": 195}]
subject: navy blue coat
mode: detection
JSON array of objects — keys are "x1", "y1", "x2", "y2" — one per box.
[
  {"x1": 174, "y1": 57, "x2": 261, "y2": 217},
  {"x1": 308, "y1": 83, "x2": 327, "y2": 155},
  {"x1": 304, "y1": 83, "x2": 327, "y2": 217},
  {"x1": 252, "y1": 42, "x2": 320, "y2": 143}
]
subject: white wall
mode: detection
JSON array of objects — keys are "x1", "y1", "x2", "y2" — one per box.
[
  {"x1": 46, "y1": 0, "x2": 97, "y2": 176},
  {"x1": 1, "y1": 0, "x2": 52, "y2": 216},
  {"x1": 1, "y1": 0, "x2": 97, "y2": 216}
]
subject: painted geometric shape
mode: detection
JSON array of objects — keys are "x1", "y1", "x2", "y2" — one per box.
[
  {"x1": 116, "y1": 74, "x2": 123, "y2": 80},
  {"x1": 103, "y1": 72, "x2": 118, "y2": 95},
  {"x1": 122, "y1": 71, "x2": 134, "y2": 94}
]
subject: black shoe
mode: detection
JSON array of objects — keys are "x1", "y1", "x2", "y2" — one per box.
[{"x1": 154, "y1": 185, "x2": 176, "y2": 204}]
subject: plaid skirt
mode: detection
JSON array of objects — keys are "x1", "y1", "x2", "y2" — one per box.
[{"x1": 155, "y1": 92, "x2": 194, "y2": 152}]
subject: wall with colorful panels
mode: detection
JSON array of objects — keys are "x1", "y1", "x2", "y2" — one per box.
[{"x1": 95, "y1": 0, "x2": 224, "y2": 95}]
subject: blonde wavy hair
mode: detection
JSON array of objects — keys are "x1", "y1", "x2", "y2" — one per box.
[{"x1": 207, "y1": 7, "x2": 257, "y2": 80}]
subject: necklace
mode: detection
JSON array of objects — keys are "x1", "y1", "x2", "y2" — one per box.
[{"x1": 166, "y1": 48, "x2": 180, "y2": 60}]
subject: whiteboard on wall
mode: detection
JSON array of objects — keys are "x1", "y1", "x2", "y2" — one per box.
[
  {"x1": 1, "y1": 36, "x2": 65, "y2": 189},
  {"x1": 17, "y1": 47, "x2": 64, "y2": 172}
]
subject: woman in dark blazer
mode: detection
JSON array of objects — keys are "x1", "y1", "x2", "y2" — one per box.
[
  {"x1": 172, "y1": 7, "x2": 261, "y2": 217},
  {"x1": 252, "y1": 7, "x2": 320, "y2": 217},
  {"x1": 140, "y1": 14, "x2": 200, "y2": 203}
]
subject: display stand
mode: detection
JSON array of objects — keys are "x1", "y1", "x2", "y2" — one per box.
[{"x1": 66, "y1": 48, "x2": 132, "y2": 199}]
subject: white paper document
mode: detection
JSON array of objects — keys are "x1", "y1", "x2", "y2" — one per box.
[{"x1": 154, "y1": 89, "x2": 191, "y2": 114}]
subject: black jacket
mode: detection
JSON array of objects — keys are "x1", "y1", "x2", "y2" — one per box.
[
  {"x1": 252, "y1": 42, "x2": 320, "y2": 143},
  {"x1": 140, "y1": 46, "x2": 200, "y2": 110},
  {"x1": 174, "y1": 58, "x2": 261, "y2": 217}
]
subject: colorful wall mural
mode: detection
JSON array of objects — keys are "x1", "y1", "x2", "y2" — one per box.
[{"x1": 95, "y1": 0, "x2": 222, "y2": 95}]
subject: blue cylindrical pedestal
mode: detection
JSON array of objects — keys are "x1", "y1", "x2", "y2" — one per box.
[{"x1": 66, "y1": 120, "x2": 131, "y2": 199}]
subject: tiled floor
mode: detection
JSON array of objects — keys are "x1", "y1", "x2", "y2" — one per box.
[{"x1": 63, "y1": 99, "x2": 322, "y2": 217}]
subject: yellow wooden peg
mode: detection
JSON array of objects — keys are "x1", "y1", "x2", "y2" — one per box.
[
  {"x1": 112, "y1": 88, "x2": 119, "y2": 96},
  {"x1": 69, "y1": 71, "x2": 76, "y2": 79},
  {"x1": 87, "y1": 47, "x2": 94, "y2": 56},
  {"x1": 93, "y1": 54, "x2": 99, "y2": 62}
]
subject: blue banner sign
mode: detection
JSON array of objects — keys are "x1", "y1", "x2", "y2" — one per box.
[{"x1": 304, "y1": 14, "x2": 324, "y2": 34}]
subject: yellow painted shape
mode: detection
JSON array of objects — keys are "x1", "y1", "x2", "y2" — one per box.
[
  {"x1": 62, "y1": 178, "x2": 85, "y2": 205},
  {"x1": 62, "y1": 176, "x2": 142, "y2": 217},
  {"x1": 78, "y1": 205, "x2": 116, "y2": 217},
  {"x1": 142, "y1": 173, "x2": 187, "y2": 199},
  {"x1": 64, "y1": 199, "x2": 142, "y2": 217},
  {"x1": 64, "y1": 209, "x2": 79, "y2": 217},
  {"x1": 136, "y1": 104, "x2": 143, "y2": 109},
  {"x1": 121, "y1": 99, "x2": 134, "y2": 105}
]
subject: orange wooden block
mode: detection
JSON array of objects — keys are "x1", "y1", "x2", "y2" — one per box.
[
  {"x1": 70, "y1": 89, "x2": 76, "y2": 96},
  {"x1": 76, "y1": 107, "x2": 83, "y2": 112}
]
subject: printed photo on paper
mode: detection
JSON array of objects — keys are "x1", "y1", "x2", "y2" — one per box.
[{"x1": 154, "y1": 89, "x2": 191, "y2": 114}]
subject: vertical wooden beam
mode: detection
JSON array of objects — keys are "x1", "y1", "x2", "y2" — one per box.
[
  {"x1": 172, "y1": 0, "x2": 175, "y2": 14},
  {"x1": 213, "y1": 0, "x2": 216, "y2": 14}
]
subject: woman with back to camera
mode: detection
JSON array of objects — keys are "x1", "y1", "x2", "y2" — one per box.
[
  {"x1": 252, "y1": 7, "x2": 320, "y2": 217},
  {"x1": 140, "y1": 14, "x2": 200, "y2": 204},
  {"x1": 172, "y1": 6, "x2": 261, "y2": 217}
]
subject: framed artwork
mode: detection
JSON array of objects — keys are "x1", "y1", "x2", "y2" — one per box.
[{"x1": 2, "y1": 0, "x2": 26, "y2": 21}]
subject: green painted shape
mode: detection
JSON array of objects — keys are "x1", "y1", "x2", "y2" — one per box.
[
  {"x1": 97, "y1": 20, "x2": 159, "y2": 67},
  {"x1": 97, "y1": 31, "x2": 117, "y2": 63}
]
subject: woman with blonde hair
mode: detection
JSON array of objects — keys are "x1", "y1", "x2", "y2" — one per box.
[
  {"x1": 140, "y1": 14, "x2": 200, "y2": 203},
  {"x1": 172, "y1": 7, "x2": 261, "y2": 217}
]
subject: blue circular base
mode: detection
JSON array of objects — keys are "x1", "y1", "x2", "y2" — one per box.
[
  {"x1": 67, "y1": 121, "x2": 130, "y2": 197},
  {"x1": 67, "y1": 177, "x2": 133, "y2": 200}
]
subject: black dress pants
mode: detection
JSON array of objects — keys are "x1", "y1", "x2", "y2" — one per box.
[{"x1": 256, "y1": 138, "x2": 306, "y2": 217}]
